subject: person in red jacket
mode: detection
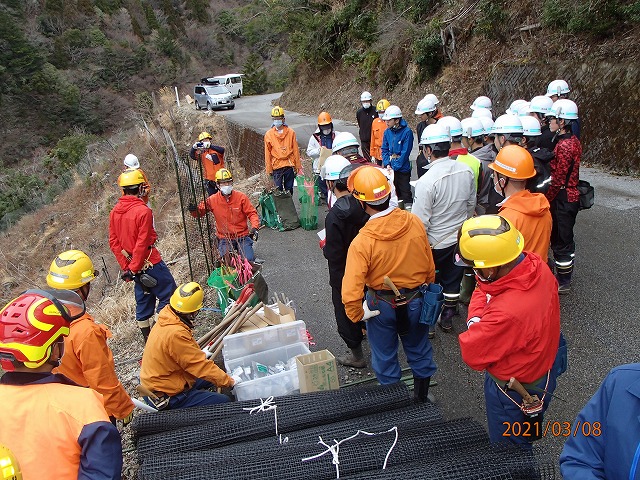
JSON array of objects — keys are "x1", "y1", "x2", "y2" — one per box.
[
  {"x1": 456, "y1": 215, "x2": 561, "y2": 446},
  {"x1": 47, "y1": 249, "x2": 135, "y2": 425},
  {"x1": 0, "y1": 289, "x2": 123, "y2": 479},
  {"x1": 189, "y1": 168, "x2": 261, "y2": 262},
  {"x1": 189, "y1": 131, "x2": 226, "y2": 195},
  {"x1": 109, "y1": 169, "x2": 177, "y2": 342}
]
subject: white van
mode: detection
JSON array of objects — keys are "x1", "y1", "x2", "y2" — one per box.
[{"x1": 211, "y1": 74, "x2": 243, "y2": 98}]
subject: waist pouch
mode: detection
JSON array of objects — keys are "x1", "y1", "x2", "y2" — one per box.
[
  {"x1": 418, "y1": 283, "x2": 444, "y2": 326},
  {"x1": 138, "y1": 273, "x2": 158, "y2": 289}
]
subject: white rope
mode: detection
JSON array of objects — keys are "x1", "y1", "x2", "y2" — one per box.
[
  {"x1": 243, "y1": 396, "x2": 288, "y2": 443},
  {"x1": 301, "y1": 426, "x2": 399, "y2": 479}
]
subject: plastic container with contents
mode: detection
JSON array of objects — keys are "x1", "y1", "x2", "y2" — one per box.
[
  {"x1": 223, "y1": 320, "x2": 307, "y2": 370},
  {"x1": 228, "y1": 342, "x2": 311, "y2": 401}
]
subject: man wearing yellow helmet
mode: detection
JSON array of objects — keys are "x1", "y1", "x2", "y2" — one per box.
[
  {"x1": 188, "y1": 168, "x2": 261, "y2": 262},
  {"x1": 190, "y1": 131, "x2": 226, "y2": 195},
  {"x1": 0, "y1": 290, "x2": 123, "y2": 478},
  {"x1": 109, "y1": 169, "x2": 177, "y2": 342},
  {"x1": 264, "y1": 106, "x2": 301, "y2": 194},
  {"x1": 456, "y1": 215, "x2": 562, "y2": 446},
  {"x1": 47, "y1": 250, "x2": 135, "y2": 426},
  {"x1": 369, "y1": 99, "x2": 389, "y2": 165},
  {"x1": 140, "y1": 283, "x2": 235, "y2": 409}
]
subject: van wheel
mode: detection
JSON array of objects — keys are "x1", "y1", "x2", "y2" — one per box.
[
  {"x1": 228, "y1": 105, "x2": 235, "y2": 110},
  {"x1": 195, "y1": 100, "x2": 200, "y2": 110},
  {"x1": 207, "y1": 102, "x2": 213, "y2": 111}
]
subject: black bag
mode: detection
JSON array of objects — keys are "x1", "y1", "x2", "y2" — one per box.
[{"x1": 577, "y1": 180, "x2": 594, "y2": 210}]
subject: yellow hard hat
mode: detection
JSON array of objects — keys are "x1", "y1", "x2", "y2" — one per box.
[
  {"x1": 170, "y1": 282, "x2": 204, "y2": 313},
  {"x1": 46, "y1": 250, "x2": 98, "y2": 290},
  {"x1": 198, "y1": 132, "x2": 212, "y2": 141},
  {"x1": 118, "y1": 169, "x2": 145, "y2": 187},
  {"x1": 317, "y1": 112, "x2": 332, "y2": 125},
  {"x1": 489, "y1": 145, "x2": 536, "y2": 180},
  {"x1": 271, "y1": 106, "x2": 285, "y2": 118},
  {"x1": 215, "y1": 168, "x2": 233, "y2": 182},
  {"x1": 376, "y1": 99, "x2": 390, "y2": 112},
  {"x1": 0, "y1": 444, "x2": 22, "y2": 480},
  {"x1": 347, "y1": 166, "x2": 391, "y2": 205},
  {"x1": 457, "y1": 215, "x2": 524, "y2": 269}
]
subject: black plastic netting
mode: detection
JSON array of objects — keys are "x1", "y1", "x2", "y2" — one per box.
[
  {"x1": 138, "y1": 402, "x2": 443, "y2": 475},
  {"x1": 132, "y1": 382, "x2": 410, "y2": 438},
  {"x1": 138, "y1": 419, "x2": 489, "y2": 480},
  {"x1": 136, "y1": 383, "x2": 412, "y2": 459}
]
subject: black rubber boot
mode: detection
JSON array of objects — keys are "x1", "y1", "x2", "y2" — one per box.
[
  {"x1": 337, "y1": 345, "x2": 367, "y2": 368},
  {"x1": 413, "y1": 376, "x2": 431, "y2": 403},
  {"x1": 459, "y1": 271, "x2": 476, "y2": 305},
  {"x1": 140, "y1": 326, "x2": 151, "y2": 343},
  {"x1": 556, "y1": 261, "x2": 574, "y2": 294}
]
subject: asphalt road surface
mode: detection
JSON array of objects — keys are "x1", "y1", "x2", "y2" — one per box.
[{"x1": 214, "y1": 92, "x2": 640, "y2": 470}]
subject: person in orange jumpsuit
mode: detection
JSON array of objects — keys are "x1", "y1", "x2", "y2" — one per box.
[
  {"x1": 0, "y1": 289, "x2": 122, "y2": 478},
  {"x1": 140, "y1": 283, "x2": 236, "y2": 409},
  {"x1": 190, "y1": 131, "x2": 226, "y2": 195},
  {"x1": 264, "y1": 106, "x2": 301, "y2": 194},
  {"x1": 369, "y1": 99, "x2": 389, "y2": 166},
  {"x1": 188, "y1": 168, "x2": 261, "y2": 262},
  {"x1": 489, "y1": 145, "x2": 552, "y2": 261},
  {"x1": 47, "y1": 249, "x2": 135, "y2": 425}
]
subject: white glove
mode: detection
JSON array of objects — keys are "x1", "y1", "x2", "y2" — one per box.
[
  {"x1": 362, "y1": 300, "x2": 380, "y2": 320},
  {"x1": 231, "y1": 375, "x2": 243, "y2": 386},
  {"x1": 201, "y1": 347, "x2": 213, "y2": 359},
  {"x1": 205, "y1": 154, "x2": 213, "y2": 161}
]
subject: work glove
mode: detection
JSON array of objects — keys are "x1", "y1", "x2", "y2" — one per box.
[
  {"x1": 121, "y1": 270, "x2": 135, "y2": 282},
  {"x1": 187, "y1": 203, "x2": 198, "y2": 212},
  {"x1": 201, "y1": 347, "x2": 213, "y2": 359},
  {"x1": 193, "y1": 141, "x2": 204, "y2": 149},
  {"x1": 231, "y1": 375, "x2": 243, "y2": 386},
  {"x1": 362, "y1": 299, "x2": 380, "y2": 320},
  {"x1": 205, "y1": 153, "x2": 213, "y2": 161},
  {"x1": 249, "y1": 228, "x2": 258, "y2": 241},
  {"x1": 122, "y1": 411, "x2": 134, "y2": 427}
]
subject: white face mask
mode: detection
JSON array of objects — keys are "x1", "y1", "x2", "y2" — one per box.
[
  {"x1": 220, "y1": 185, "x2": 233, "y2": 195},
  {"x1": 273, "y1": 119, "x2": 284, "y2": 128},
  {"x1": 362, "y1": 102, "x2": 371, "y2": 109},
  {"x1": 202, "y1": 141, "x2": 211, "y2": 149}
]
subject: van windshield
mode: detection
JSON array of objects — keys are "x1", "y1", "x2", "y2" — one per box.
[{"x1": 205, "y1": 86, "x2": 229, "y2": 95}]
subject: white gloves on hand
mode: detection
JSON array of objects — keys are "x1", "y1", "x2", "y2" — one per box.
[
  {"x1": 362, "y1": 300, "x2": 380, "y2": 320},
  {"x1": 201, "y1": 347, "x2": 213, "y2": 359},
  {"x1": 205, "y1": 154, "x2": 213, "y2": 161},
  {"x1": 231, "y1": 375, "x2": 243, "y2": 386}
]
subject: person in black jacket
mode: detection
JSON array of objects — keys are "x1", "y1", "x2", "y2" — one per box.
[
  {"x1": 356, "y1": 91, "x2": 377, "y2": 161},
  {"x1": 321, "y1": 156, "x2": 369, "y2": 367}
]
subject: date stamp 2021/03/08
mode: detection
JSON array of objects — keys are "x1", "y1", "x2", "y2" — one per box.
[{"x1": 503, "y1": 421, "x2": 602, "y2": 438}]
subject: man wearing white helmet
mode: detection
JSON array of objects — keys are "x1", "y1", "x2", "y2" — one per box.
[
  {"x1": 415, "y1": 97, "x2": 440, "y2": 178},
  {"x1": 470, "y1": 96, "x2": 492, "y2": 113},
  {"x1": 356, "y1": 91, "x2": 377, "y2": 161},
  {"x1": 327, "y1": 132, "x2": 370, "y2": 207},
  {"x1": 424, "y1": 93, "x2": 443, "y2": 119},
  {"x1": 381, "y1": 105, "x2": 413, "y2": 207},
  {"x1": 545, "y1": 99, "x2": 581, "y2": 293},
  {"x1": 321, "y1": 157, "x2": 370, "y2": 368},
  {"x1": 528, "y1": 95, "x2": 556, "y2": 151},
  {"x1": 519, "y1": 115, "x2": 554, "y2": 194},
  {"x1": 545, "y1": 79, "x2": 580, "y2": 139},
  {"x1": 413, "y1": 124, "x2": 476, "y2": 335},
  {"x1": 122, "y1": 154, "x2": 152, "y2": 205}
]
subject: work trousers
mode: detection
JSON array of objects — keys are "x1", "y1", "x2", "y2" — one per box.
[
  {"x1": 550, "y1": 189, "x2": 579, "y2": 263},
  {"x1": 272, "y1": 166, "x2": 295, "y2": 195},
  {"x1": 316, "y1": 174, "x2": 328, "y2": 201},
  {"x1": 365, "y1": 292, "x2": 437, "y2": 385},
  {"x1": 168, "y1": 379, "x2": 230, "y2": 410},
  {"x1": 393, "y1": 170, "x2": 413, "y2": 204},
  {"x1": 134, "y1": 260, "x2": 177, "y2": 321},
  {"x1": 432, "y1": 244, "x2": 465, "y2": 296},
  {"x1": 331, "y1": 286, "x2": 363, "y2": 349},
  {"x1": 218, "y1": 236, "x2": 255, "y2": 262},
  {"x1": 416, "y1": 153, "x2": 428, "y2": 179},
  {"x1": 361, "y1": 141, "x2": 372, "y2": 161}
]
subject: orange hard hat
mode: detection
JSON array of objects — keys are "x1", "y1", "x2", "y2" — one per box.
[
  {"x1": 317, "y1": 112, "x2": 332, "y2": 125},
  {"x1": 489, "y1": 145, "x2": 536, "y2": 180},
  {"x1": 348, "y1": 166, "x2": 391, "y2": 205}
]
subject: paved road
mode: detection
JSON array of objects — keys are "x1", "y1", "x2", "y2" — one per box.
[{"x1": 214, "y1": 93, "x2": 640, "y2": 469}]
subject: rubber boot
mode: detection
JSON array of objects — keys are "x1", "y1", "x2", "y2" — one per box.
[
  {"x1": 337, "y1": 345, "x2": 367, "y2": 368},
  {"x1": 459, "y1": 270, "x2": 476, "y2": 305},
  {"x1": 138, "y1": 317, "x2": 152, "y2": 343},
  {"x1": 413, "y1": 376, "x2": 431, "y2": 403},
  {"x1": 438, "y1": 296, "x2": 459, "y2": 331},
  {"x1": 556, "y1": 261, "x2": 573, "y2": 294}
]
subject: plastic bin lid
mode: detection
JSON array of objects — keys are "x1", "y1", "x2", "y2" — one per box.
[{"x1": 223, "y1": 320, "x2": 307, "y2": 362}]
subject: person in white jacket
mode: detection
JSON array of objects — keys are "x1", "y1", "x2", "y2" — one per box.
[{"x1": 307, "y1": 111, "x2": 340, "y2": 204}]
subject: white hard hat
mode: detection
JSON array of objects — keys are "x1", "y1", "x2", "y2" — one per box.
[
  {"x1": 528, "y1": 95, "x2": 554, "y2": 114},
  {"x1": 505, "y1": 99, "x2": 528, "y2": 116},
  {"x1": 493, "y1": 114, "x2": 524, "y2": 134},
  {"x1": 424, "y1": 93, "x2": 439, "y2": 105},
  {"x1": 520, "y1": 116, "x2": 542, "y2": 137},
  {"x1": 470, "y1": 96, "x2": 492, "y2": 111},
  {"x1": 437, "y1": 116, "x2": 463, "y2": 139},
  {"x1": 124, "y1": 154, "x2": 140, "y2": 169},
  {"x1": 380, "y1": 105, "x2": 402, "y2": 120},
  {"x1": 460, "y1": 118, "x2": 485, "y2": 139},
  {"x1": 360, "y1": 91, "x2": 373, "y2": 101},
  {"x1": 546, "y1": 79, "x2": 570, "y2": 97},
  {"x1": 547, "y1": 99, "x2": 578, "y2": 120},
  {"x1": 479, "y1": 117, "x2": 494, "y2": 135},
  {"x1": 420, "y1": 124, "x2": 450, "y2": 145},
  {"x1": 471, "y1": 107, "x2": 493, "y2": 120},
  {"x1": 518, "y1": 102, "x2": 531, "y2": 116},
  {"x1": 321, "y1": 155, "x2": 351, "y2": 180},
  {"x1": 332, "y1": 132, "x2": 360, "y2": 152},
  {"x1": 415, "y1": 97, "x2": 437, "y2": 115}
]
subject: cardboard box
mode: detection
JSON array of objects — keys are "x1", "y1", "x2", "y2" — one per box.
[
  {"x1": 296, "y1": 350, "x2": 340, "y2": 393},
  {"x1": 239, "y1": 301, "x2": 296, "y2": 332}
]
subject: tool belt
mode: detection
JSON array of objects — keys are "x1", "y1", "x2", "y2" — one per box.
[
  {"x1": 369, "y1": 286, "x2": 422, "y2": 307},
  {"x1": 489, "y1": 372, "x2": 548, "y2": 392}
]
